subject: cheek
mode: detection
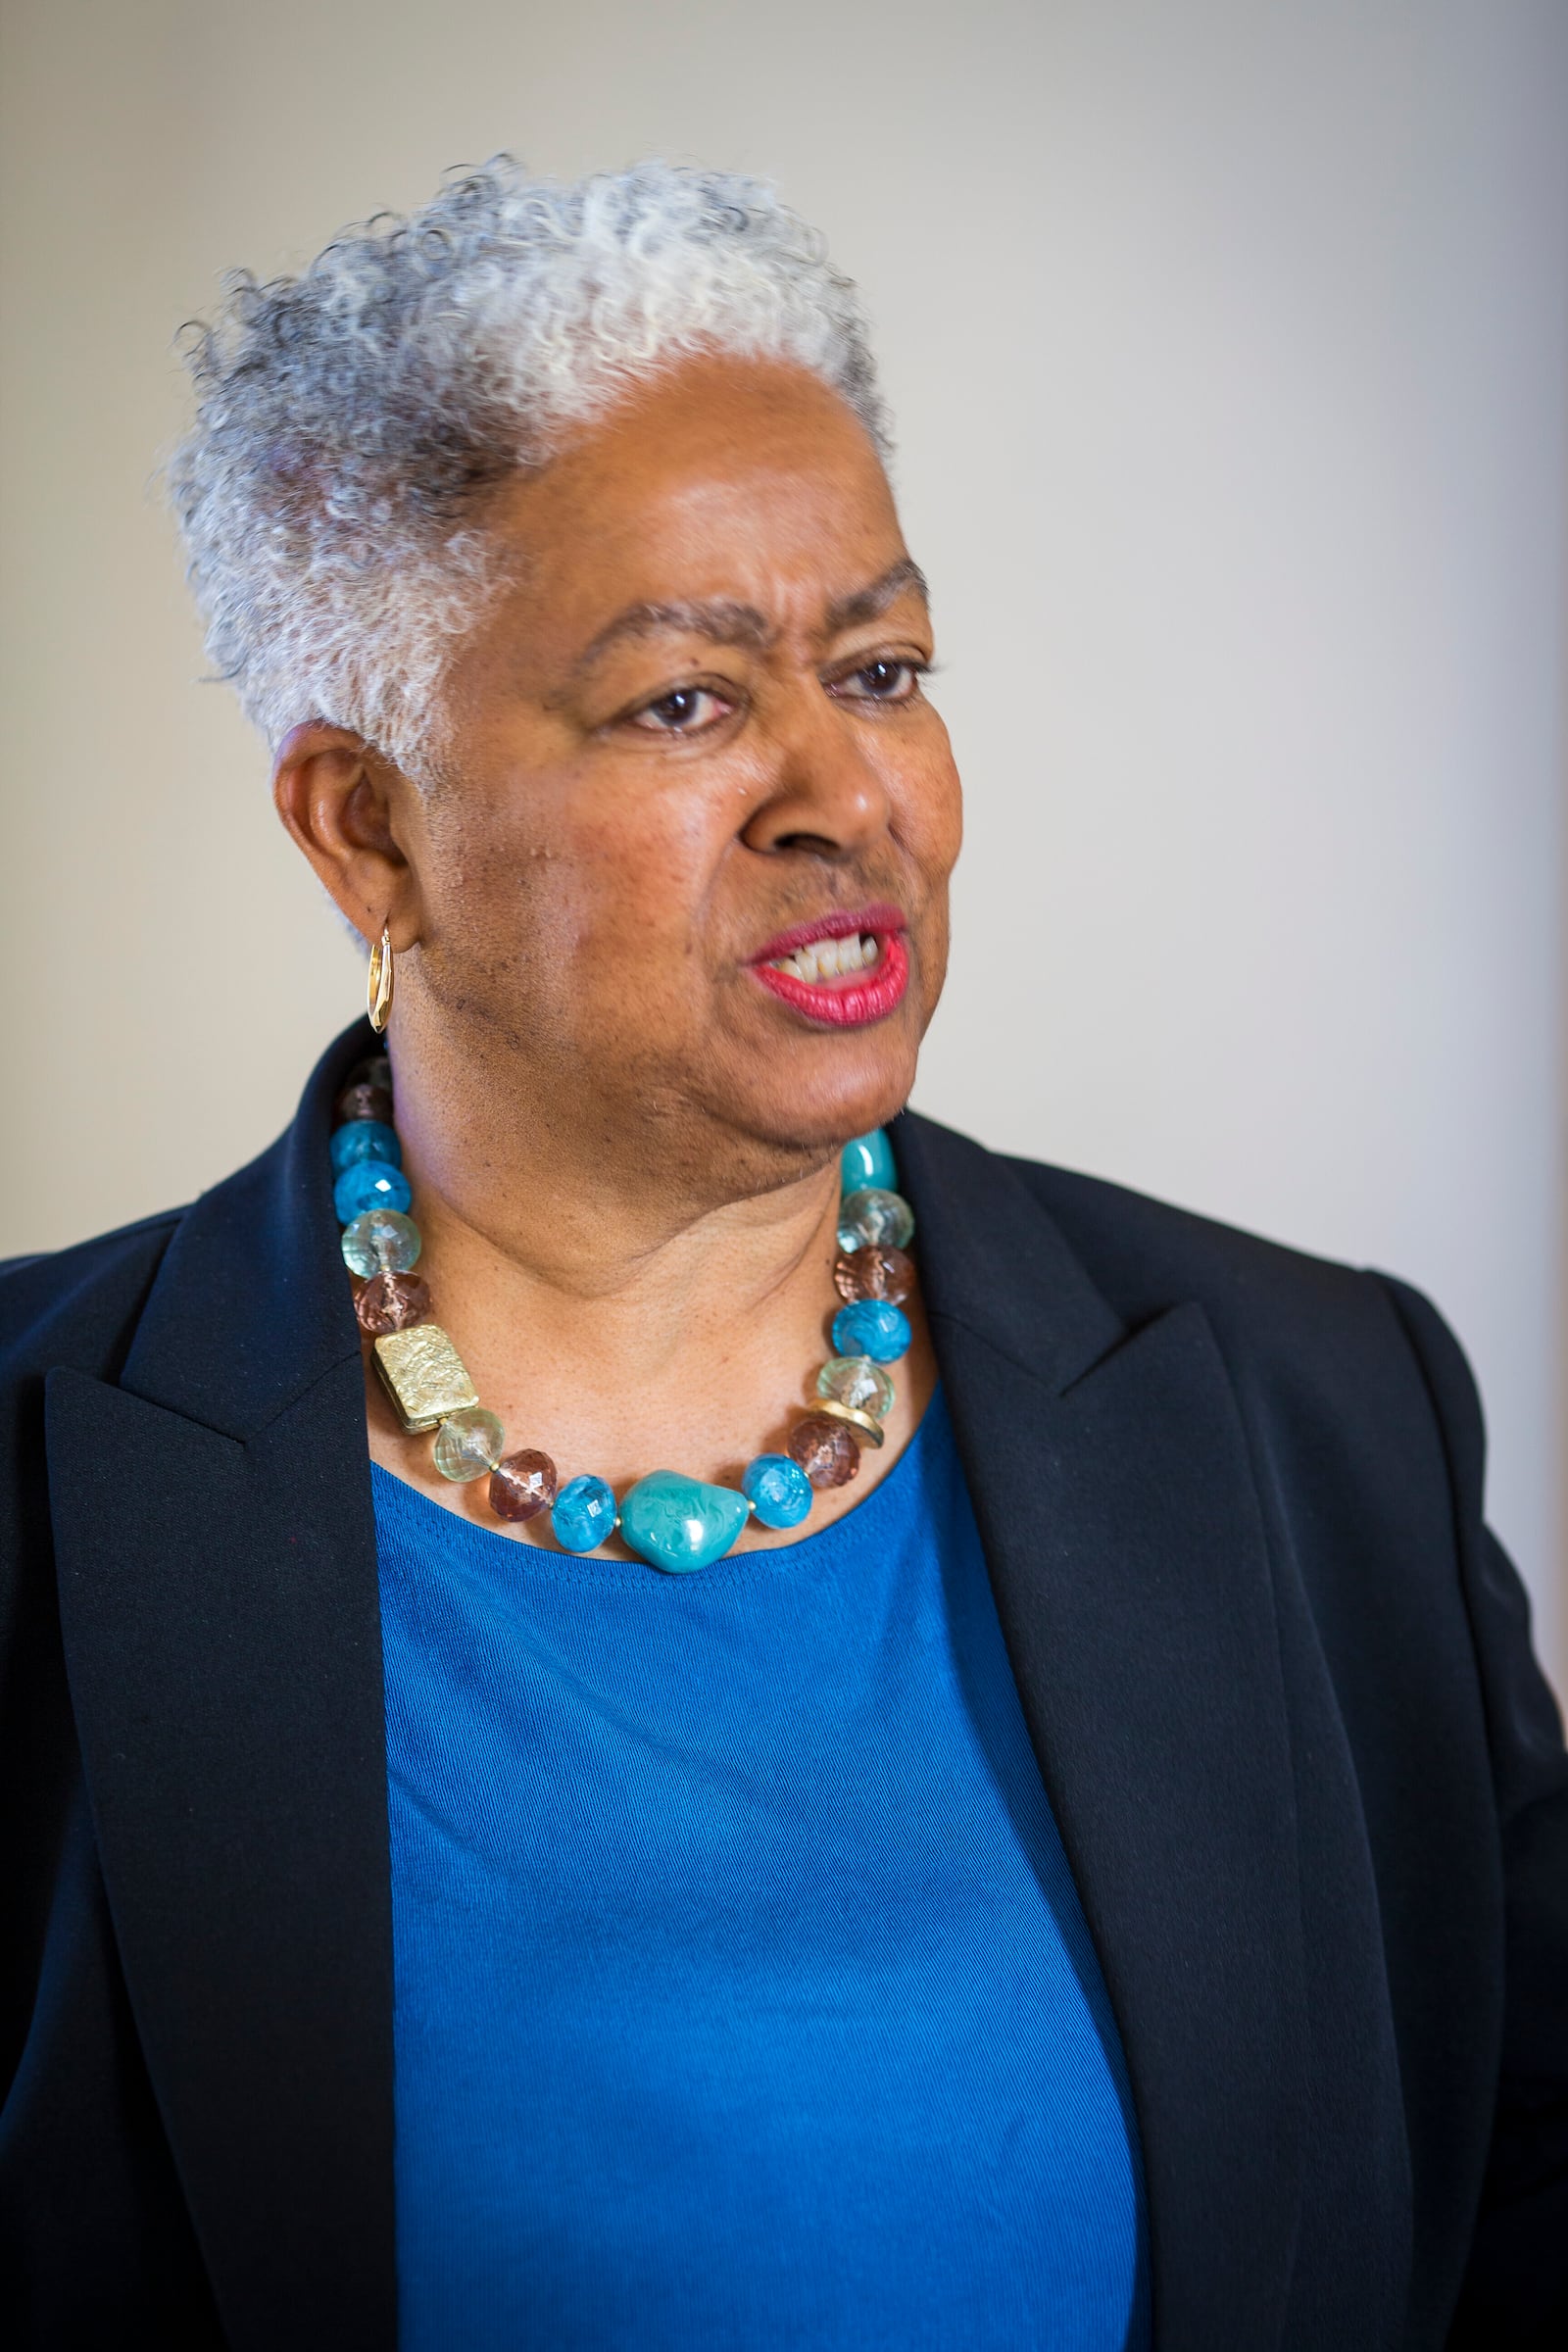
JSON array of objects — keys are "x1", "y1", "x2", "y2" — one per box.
[
  {"x1": 551, "y1": 778, "x2": 729, "y2": 959},
  {"x1": 894, "y1": 720, "x2": 964, "y2": 879},
  {"x1": 428, "y1": 759, "x2": 732, "y2": 1031}
]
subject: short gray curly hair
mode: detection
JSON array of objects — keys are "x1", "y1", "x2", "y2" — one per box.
[{"x1": 169, "y1": 157, "x2": 889, "y2": 773}]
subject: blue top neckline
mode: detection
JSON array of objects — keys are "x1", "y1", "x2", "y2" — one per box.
[{"x1": 368, "y1": 1386, "x2": 950, "y2": 1592}]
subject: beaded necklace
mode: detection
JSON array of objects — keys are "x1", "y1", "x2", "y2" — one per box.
[{"x1": 331, "y1": 1054, "x2": 918, "y2": 1573}]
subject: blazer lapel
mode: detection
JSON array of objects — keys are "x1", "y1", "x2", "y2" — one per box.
[
  {"x1": 45, "y1": 1024, "x2": 395, "y2": 2352},
  {"x1": 897, "y1": 1112, "x2": 1307, "y2": 2352}
]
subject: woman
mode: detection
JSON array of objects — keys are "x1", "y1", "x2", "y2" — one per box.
[{"x1": 2, "y1": 160, "x2": 1563, "y2": 2351}]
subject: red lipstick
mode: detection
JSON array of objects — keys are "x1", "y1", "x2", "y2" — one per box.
[{"x1": 749, "y1": 905, "x2": 909, "y2": 1029}]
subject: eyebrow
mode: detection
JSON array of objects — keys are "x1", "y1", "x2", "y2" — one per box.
[
  {"x1": 569, "y1": 597, "x2": 774, "y2": 677},
  {"x1": 565, "y1": 558, "x2": 931, "y2": 680},
  {"x1": 824, "y1": 557, "x2": 930, "y2": 634}
]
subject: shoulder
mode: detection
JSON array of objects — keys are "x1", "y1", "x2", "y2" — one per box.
[
  {"x1": 0, "y1": 1016, "x2": 366, "y2": 1400},
  {"x1": 1025, "y1": 1152, "x2": 1483, "y2": 1469},
  {"x1": 0, "y1": 1206, "x2": 188, "y2": 1390},
  {"x1": 946, "y1": 1129, "x2": 1568, "y2": 1776},
  {"x1": 910, "y1": 1110, "x2": 1440, "y2": 1371},
  {"x1": 0, "y1": 1208, "x2": 191, "y2": 1624},
  {"x1": 906, "y1": 1111, "x2": 1477, "y2": 1469},
  {"x1": 1010, "y1": 1152, "x2": 1436, "y2": 1384}
]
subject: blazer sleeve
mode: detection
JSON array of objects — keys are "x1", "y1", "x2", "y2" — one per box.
[{"x1": 1375, "y1": 1275, "x2": 1568, "y2": 2346}]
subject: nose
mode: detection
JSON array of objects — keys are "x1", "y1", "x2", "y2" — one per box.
[{"x1": 739, "y1": 681, "x2": 893, "y2": 860}]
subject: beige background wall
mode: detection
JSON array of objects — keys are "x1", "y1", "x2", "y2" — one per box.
[{"x1": 2, "y1": 0, "x2": 1565, "y2": 1687}]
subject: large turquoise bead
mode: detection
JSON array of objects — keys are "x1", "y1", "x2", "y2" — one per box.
[
  {"x1": 333, "y1": 1158, "x2": 413, "y2": 1222},
  {"x1": 329, "y1": 1118, "x2": 401, "y2": 1175},
  {"x1": 839, "y1": 1128, "x2": 897, "y2": 1196},
  {"x1": 620, "y1": 1469, "x2": 751, "y2": 1573}
]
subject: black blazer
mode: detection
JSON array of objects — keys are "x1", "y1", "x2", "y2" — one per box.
[{"x1": 2, "y1": 1020, "x2": 1564, "y2": 2351}]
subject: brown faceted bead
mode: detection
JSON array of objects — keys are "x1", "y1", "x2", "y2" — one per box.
[
  {"x1": 354, "y1": 1271, "x2": 431, "y2": 1337},
  {"x1": 346, "y1": 1054, "x2": 393, "y2": 1094},
  {"x1": 489, "y1": 1448, "x2": 560, "y2": 1523},
  {"x1": 786, "y1": 1412, "x2": 861, "y2": 1490},
  {"x1": 833, "y1": 1244, "x2": 914, "y2": 1305},
  {"x1": 335, "y1": 1081, "x2": 394, "y2": 1128}
]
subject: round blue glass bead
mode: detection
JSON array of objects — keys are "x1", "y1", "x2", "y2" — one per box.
[
  {"x1": 831, "y1": 1298, "x2": 912, "y2": 1364},
  {"x1": 329, "y1": 1118, "x2": 402, "y2": 1176},
  {"x1": 743, "y1": 1453, "x2": 813, "y2": 1531},
  {"x1": 839, "y1": 1128, "x2": 897, "y2": 1197},
  {"x1": 332, "y1": 1158, "x2": 413, "y2": 1223},
  {"x1": 552, "y1": 1474, "x2": 617, "y2": 1554}
]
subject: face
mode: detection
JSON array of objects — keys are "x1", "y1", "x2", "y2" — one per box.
[{"x1": 342, "y1": 356, "x2": 960, "y2": 1188}]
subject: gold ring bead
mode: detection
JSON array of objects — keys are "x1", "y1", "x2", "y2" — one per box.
[{"x1": 811, "y1": 1398, "x2": 887, "y2": 1448}]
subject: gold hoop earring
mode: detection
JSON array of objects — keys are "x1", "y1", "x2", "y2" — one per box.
[{"x1": 368, "y1": 925, "x2": 394, "y2": 1033}]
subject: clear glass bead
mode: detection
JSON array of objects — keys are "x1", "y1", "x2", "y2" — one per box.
[
  {"x1": 432, "y1": 1406, "x2": 505, "y2": 1482},
  {"x1": 341, "y1": 1207, "x2": 421, "y2": 1278},
  {"x1": 837, "y1": 1187, "x2": 915, "y2": 1254},
  {"x1": 815, "y1": 1355, "x2": 896, "y2": 1420}
]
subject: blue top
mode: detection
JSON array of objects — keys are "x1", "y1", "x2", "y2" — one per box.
[{"x1": 374, "y1": 1390, "x2": 1150, "y2": 2350}]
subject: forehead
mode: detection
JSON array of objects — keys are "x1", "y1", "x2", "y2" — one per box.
[{"x1": 488, "y1": 356, "x2": 906, "y2": 632}]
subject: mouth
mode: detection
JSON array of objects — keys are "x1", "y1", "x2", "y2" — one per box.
[{"x1": 748, "y1": 904, "x2": 909, "y2": 1029}]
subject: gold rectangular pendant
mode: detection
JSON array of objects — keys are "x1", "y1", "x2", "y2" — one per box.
[{"x1": 372, "y1": 1323, "x2": 478, "y2": 1434}]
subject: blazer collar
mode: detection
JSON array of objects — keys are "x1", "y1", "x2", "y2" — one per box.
[{"x1": 46, "y1": 1039, "x2": 1305, "y2": 2350}]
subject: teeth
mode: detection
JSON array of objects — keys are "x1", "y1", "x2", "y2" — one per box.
[{"x1": 768, "y1": 933, "x2": 880, "y2": 983}]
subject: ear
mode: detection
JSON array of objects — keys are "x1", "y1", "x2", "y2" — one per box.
[{"x1": 271, "y1": 723, "x2": 420, "y2": 949}]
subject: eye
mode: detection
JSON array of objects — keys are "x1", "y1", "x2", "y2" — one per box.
[
  {"x1": 830, "y1": 658, "x2": 926, "y2": 704},
  {"x1": 627, "y1": 685, "x2": 735, "y2": 735}
]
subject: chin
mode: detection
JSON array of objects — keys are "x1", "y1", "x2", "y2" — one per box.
[{"x1": 730, "y1": 1041, "x2": 921, "y2": 1162}]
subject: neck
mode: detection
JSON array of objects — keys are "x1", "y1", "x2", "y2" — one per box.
[
  {"x1": 369, "y1": 1033, "x2": 935, "y2": 1538},
  {"x1": 402, "y1": 1113, "x2": 846, "y2": 1383}
]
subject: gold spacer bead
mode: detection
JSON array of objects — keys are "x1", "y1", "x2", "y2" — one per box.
[{"x1": 812, "y1": 1397, "x2": 887, "y2": 1448}]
